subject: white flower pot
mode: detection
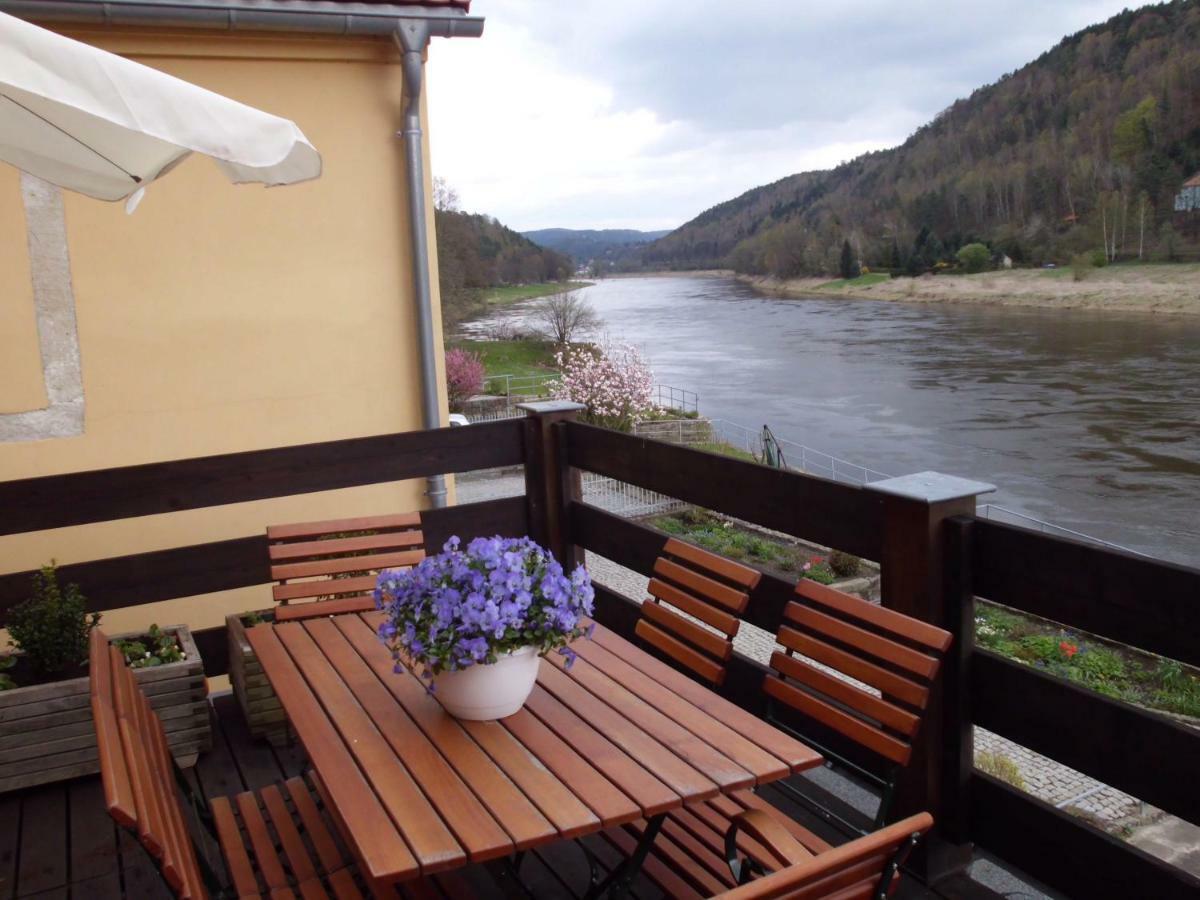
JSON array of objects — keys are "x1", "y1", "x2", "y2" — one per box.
[{"x1": 432, "y1": 645, "x2": 540, "y2": 720}]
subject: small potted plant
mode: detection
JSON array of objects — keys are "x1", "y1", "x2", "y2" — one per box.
[
  {"x1": 376, "y1": 535, "x2": 594, "y2": 720},
  {"x1": 0, "y1": 564, "x2": 210, "y2": 793}
]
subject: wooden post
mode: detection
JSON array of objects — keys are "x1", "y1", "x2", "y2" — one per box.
[
  {"x1": 865, "y1": 471, "x2": 994, "y2": 884},
  {"x1": 942, "y1": 516, "x2": 977, "y2": 847},
  {"x1": 518, "y1": 401, "x2": 585, "y2": 565}
]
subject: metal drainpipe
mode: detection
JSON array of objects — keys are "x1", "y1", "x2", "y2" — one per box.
[{"x1": 395, "y1": 20, "x2": 446, "y2": 508}]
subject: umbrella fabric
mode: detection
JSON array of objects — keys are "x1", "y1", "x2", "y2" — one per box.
[{"x1": 0, "y1": 11, "x2": 321, "y2": 203}]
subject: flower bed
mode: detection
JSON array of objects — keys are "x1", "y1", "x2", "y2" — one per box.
[
  {"x1": 645, "y1": 508, "x2": 875, "y2": 594},
  {"x1": 976, "y1": 600, "x2": 1200, "y2": 719}
]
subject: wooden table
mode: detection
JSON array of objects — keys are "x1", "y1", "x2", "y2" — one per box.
[{"x1": 247, "y1": 612, "x2": 822, "y2": 897}]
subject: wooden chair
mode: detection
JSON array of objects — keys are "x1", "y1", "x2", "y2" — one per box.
[
  {"x1": 90, "y1": 628, "x2": 364, "y2": 898},
  {"x1": 267, "y1": 512, "x2": 424, "y2": 622},
  {"x1": 714, "y1": 811, "x2": 933, "y2": 899},
  {"x1": 762, "y1": 579, "x2": 952, "y2": 836},
  {"x1": 635, "y1": 537, "x2": 761, "y2": 687},
  {"x1": 601, "y1": 810, "x2": 932, "y2": 900},
  {"x1": 625, "y1": 579, "x2": 950, "y2": 890}
]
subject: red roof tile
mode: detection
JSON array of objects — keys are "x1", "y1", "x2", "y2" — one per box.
[{"x1": 1184, "y1": 172, "x2": 1200, "y2": 189}]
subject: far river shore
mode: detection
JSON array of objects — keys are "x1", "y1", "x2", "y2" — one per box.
[{"x1": 612, "y1": 264, "x2": 1200, "y2": 315}]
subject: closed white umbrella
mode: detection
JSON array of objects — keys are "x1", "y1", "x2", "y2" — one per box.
[{"x1": 0, "y1": 10, "x2": 321, "y2": 207}]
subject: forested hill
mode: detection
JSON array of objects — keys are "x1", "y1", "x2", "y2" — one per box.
[
  {"x1": 523, "y1": 228, "x2": 671, "y2": 266},
  {"x1": 639, "y1": 1, "x2": 1200, "y2": 276},
  {"x1": 435, "y1": 208, "x2": 573, "y2": 323}
]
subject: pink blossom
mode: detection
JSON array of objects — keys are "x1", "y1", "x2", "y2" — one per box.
[
  {"x1": 445, "y1": 348, "x2": 485, "y2": 412},
  {"x1": 552, "y1": 340, "x2": 655, "y2": 432}
]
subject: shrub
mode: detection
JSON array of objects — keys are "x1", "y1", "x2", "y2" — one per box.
[
  {"x1": 828, "y1": 550, "x2": 862, "y2": 578},
  {"x1": 955, "y1": 242, "x2": 990, "y2": 273},
  {"x1": 6, "y1": 564, "x2": 100, "y2": 678},
  {"x1": 1070, "y1": 253, "x2": 1093, "y2": 281},
  {"x1": 1089, "y1": 248, "x2": 1108, "y2": 268},
  {"x1": 444, "y1": 348, "x2": 485, "y2": 412},
  {"x1": 976, "y1": 751, "x2": 1025, "y2": 790},
  {"x1": 553, "y1": 340, "x2": 655, "y2": 432}
]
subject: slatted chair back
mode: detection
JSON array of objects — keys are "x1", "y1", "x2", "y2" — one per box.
[
  {"x1": 90, "y1": 629, "x2": 210, "y2": 899},
  {"x1": 267, "y1": 512, "x2": 425, "y2": 621},
  {"x1": 635, "y1": 537, "x2": 762, "y2": 687},
  {"x1": 765, "y1": 579, "x2": 952, "y2": 831},
  {"x1": 715, "y1": 812, "x2": 933, "y2": 899}
]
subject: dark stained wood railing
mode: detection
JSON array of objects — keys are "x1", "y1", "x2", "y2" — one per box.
[
  {"x1": 0, "y1": 421, "x2": 530, "y2": 676},
  {"x1": 563, "y1": 421, "x2": 885, "y2": 561},
  {"x1": 946, "y1": 515, "x2": 1200, "y2": 899},
  {"x1": 0, "y1": 419, "x2": 525, "y2": 537},
  {"x1": 559, "y1": 420, "x2": 1200, "y2": 898},
  {"x1": 2, "y1": 406, "x2": 1198, "y2": 897}
]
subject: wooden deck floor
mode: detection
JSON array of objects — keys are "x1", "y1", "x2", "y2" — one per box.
[{"x1": 0, "y1": 694, "x2": 938, "y2": 900}]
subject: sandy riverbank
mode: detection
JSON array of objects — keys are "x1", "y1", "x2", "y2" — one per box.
[{"x1": 738, "y1": 264, "x2": 1200, "y2": 315}]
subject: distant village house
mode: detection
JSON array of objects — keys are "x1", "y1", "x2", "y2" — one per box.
[{"x1": 1174, "y1": 172, "x2": 1200, "y2": 212}]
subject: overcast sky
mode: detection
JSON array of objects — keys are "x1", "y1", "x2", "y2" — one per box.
[{"x1": 427, "y1": 0, "x2": 1132, "y2": 233}]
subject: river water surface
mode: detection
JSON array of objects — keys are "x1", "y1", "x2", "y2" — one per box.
[{"x1": 466, "y1": 275, "x2": 1200, "y2": 566}]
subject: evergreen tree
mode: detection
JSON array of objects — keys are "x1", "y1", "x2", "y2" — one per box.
[
  {"x1": 839, "y1": 239, "x2": 858, "y2": 279},
  {"x1": 888, "y1": 238, "x2": 903, "y2": 271}
]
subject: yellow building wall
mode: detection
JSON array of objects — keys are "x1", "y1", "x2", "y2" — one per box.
[{"x1": 0, "y1": 28, "x2": 451, "y2": 643}]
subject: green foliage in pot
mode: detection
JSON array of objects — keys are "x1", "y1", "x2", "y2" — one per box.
[
  {"x1": 6, "y1": 563, "x2": 100, "y2": 678},
  {"x1": 116, "y1": 624, "x2": 185, "y2": 668}
]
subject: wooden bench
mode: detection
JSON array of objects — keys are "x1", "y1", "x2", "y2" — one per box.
[
  {"x1": 635, "y1": 538, "x2": 761, "y2": 687},
  {"x1": 267, "y1": 512, "x2": 425, "y2": 622}
]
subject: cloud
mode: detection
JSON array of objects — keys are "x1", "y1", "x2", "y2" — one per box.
[{"x1": 428, "y1": 0, "x2": 1133, "y2": 231}]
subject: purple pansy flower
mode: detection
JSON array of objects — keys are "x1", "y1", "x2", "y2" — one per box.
[{"x1": 375, "y1": 535, "x2": 594, "y2": 687}]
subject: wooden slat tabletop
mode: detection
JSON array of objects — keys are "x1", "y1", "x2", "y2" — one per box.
[{"x1": 246, "y1": 613, "x2": 822, "y2": 890}]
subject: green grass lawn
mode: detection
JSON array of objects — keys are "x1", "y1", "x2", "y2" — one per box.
[
  {"x1": 692, "y1": 440, "x2": 756, "y2": 462},
  {"x1": 449, "y1": 339, "x2": 560, "y2": 378},
  {"x1": 816, "y1": 272, "x2": 891, "y2": 290},
  {"x1": 481, "y1": 281, "x2": 593, "y2": 306}
]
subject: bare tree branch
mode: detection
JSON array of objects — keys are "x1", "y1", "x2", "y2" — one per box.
[{"x1": 532, "y1": 291, "x2": 602, "y2": 344}]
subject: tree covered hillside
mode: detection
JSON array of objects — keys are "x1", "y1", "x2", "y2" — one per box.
[
  {"x1": 641, "y1": 1, "x2": 1200, "y2": 276},
  {"x1": 435, "y1": 200, "x2": 573, "y2": 325}
]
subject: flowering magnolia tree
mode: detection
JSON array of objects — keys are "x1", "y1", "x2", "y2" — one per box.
[
  {"x1": 375, "y1": 536, "x2": 595, "y2": 682},
  {"x1": 444, "y1": 348, "x2": 485, "y2": 412},
  {"x1": 553, "y1": 340, "x2": 655, "y2": 432}
]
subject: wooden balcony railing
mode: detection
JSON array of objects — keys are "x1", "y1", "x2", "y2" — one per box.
[{"x1": 1, "y1": 406, "x2": 1197, "y2": 899}]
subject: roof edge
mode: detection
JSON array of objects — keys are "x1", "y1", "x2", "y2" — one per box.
[{"x1": 0, "y1": 0, "x2": 484, "y2": 37}]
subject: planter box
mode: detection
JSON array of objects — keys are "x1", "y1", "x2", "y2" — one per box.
[
  {"x1": 227, "y1": 612, "x2": 292, "y2": 747},
  {"x1": 0, "y1": 625, "x2": 211, "y2": 794}
]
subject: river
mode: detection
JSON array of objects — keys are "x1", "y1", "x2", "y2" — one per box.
[{"x1": 463, "y1": 275, "x2": 1200, "y2": 566}]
